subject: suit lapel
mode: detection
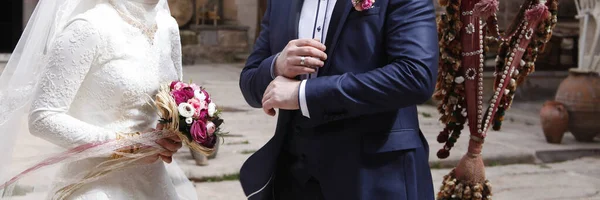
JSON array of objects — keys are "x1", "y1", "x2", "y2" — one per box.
[
  {"x1": 321, "y1": 0, "x2": 352, "y2": 75},
  {"x1": 288, "y1": 0, "x2": 305, "y2": 41}
]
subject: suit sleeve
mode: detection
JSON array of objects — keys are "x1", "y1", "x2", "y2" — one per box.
[
  {"x1": 239, "y1": 0, "x2": 277, "y2": 108},
  {"x1": 303, "y1": 0, "x2": 439, "y2": 122}
]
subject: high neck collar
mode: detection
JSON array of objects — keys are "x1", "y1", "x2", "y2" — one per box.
[{"x1": 109, "y1": 0, "x2": 160, "y2": 27}]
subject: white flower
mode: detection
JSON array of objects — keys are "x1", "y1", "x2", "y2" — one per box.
[
  {"x1": 185, "y1": 117, "x2": 194, "y2": 124},
  {"x1": 178, "y1": 103, "x2": 196, "y2": 118},
  {"x1": 208, "y1": 102, "x2": 217, "y2": 117},
  {"x1": 195, "y1": 90, "x2": 206, "y2": 101}
]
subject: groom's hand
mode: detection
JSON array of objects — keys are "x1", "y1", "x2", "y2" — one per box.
[
  {"x1": 262, "y1": 76, "x2": 301, "y2": 116},
  {"x1": 274, "y1": 38, "x2": 327, "y2": 78}
]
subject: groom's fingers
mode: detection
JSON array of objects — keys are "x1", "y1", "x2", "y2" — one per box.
[
  {"x1": 262, "y1": 89, "x2": 273, "y2": 105},
  {"x1": 292, "y1": 56, "x2": 324, "y2": 68},
  {"x1": 293, "y1": 47, "x2": 327, "y2": 61},
  {"x1": 294, "y1": 39, "x2": 326, "y2": 51},
  {"x1": 292, "y1": 66, "x2": 317, "y2": 75},
  {"x1": 262, "y1": 99, "x2": 277, "y2": 116}
]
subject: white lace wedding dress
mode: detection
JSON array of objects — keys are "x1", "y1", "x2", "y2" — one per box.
[{"x1": 26, "y1": 0, "x2": 194, "y2": 199}]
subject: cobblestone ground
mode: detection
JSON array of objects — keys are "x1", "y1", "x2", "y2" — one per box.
[{"x1": 5, "y1": 63, "x2": 599, "y2": 200}]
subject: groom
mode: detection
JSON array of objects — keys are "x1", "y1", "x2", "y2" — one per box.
[{"x1": 239, "y1": 0, "x2": 438, "y2": 199}]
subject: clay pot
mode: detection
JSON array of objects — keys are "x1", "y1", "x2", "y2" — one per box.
[
  {"x1": 555, "y1": 69, "x2": 600, "y2": 142},
  {"x1": 191, "y1": 150, "x2": 209, "y2": 166},
  {"x1": 539, "y1": 101, "x2": 569, "y2": 144},
  {"x1": 207, "y1": 139, "x2": 220, "y2": 159}
]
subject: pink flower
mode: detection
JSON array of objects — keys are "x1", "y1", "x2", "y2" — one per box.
[
  {"x1": 352, "y1": 0, "x2": 375, "y2": 11},
  {"x1": 206, "y1": 121, "x2": 216, "y2": 136},
  {"x1": 190, "y1": 83, "x2": 201, "y2": 91},
  {"x1": 171, "y1": 81, "x2": 187, "y2": 91},
  {"x1": 200, "y1": 100, "x2": 208, "y2": 110},
  {"x1": 187, "y1": 98, "x2": 202, "y2": 117}
]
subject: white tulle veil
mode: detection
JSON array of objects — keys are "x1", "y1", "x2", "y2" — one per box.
[{"x1": 0, "y1": 0, "x2": 197, "y2": 199}]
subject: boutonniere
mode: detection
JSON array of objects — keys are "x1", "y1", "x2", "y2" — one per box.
[{"x1": 352, "y1": 0, "x2": 375, "y2": 11}]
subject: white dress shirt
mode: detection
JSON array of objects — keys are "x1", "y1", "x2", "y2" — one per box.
[{"x1": 271, "y1": 0, "x2": 337, "y2": 118}]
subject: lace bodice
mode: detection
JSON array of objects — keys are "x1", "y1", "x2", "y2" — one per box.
[
  {"x1": 27, "y1": 1, "x2": 190, "y2": 199},
  {"x1": 29, "y1": 2, "x2": 182, "y2": 149}
]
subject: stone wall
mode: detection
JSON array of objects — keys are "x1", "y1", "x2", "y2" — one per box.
[
  {"x1": 181, "y1": 25, "x2": 250, "y2": 64},
  {"x1": 234, "y1": 0, "x2": 258, "y2": 46}
]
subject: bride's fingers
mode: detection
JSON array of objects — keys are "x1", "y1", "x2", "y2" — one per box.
[
  {"x1": 156, "y1": 123, "x2": 164, "y2": 130},
  {"x1": 159, "y1": 150, "x2": 175, "y2": 157},
  {"x1": 160, "y1": 155, "x2": 173, "y2": 164},
  {"x1": 142, "y1": 155, "x2": 160, "y2": 164},
  {"x1": 156, "y1": 138, "x2": 182, "y2": 152},
  {"x1": 168, "y1": 135, "x2": 182, "y2": 143}
]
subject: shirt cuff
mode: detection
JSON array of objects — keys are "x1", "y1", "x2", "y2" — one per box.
[
  {"x1": 299, "y1": 79, "x2": 310, "y2": 118},
  {"x1": 270, "y1": 53, "x2": 281, "y2": 79}
]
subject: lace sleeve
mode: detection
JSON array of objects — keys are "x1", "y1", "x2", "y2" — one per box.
[
  {"x1": 28, "y1": 20, "x2": 117, "y2": 149},
  {"x1": 170, "y1": 26, "x2": 183, "y2": 81}
]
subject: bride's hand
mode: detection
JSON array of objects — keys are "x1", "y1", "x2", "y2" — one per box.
[{"x1": 154, "y1": 124, "x2": 183, "y2": 164}]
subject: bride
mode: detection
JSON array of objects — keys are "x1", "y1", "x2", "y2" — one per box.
[{"x1": 0, "y1": 0, "x2": 197, "y2": 199}]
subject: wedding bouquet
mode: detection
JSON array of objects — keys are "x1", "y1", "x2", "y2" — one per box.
[
  {"x1": 155, "y1": 80, "x2": 225, "y2": 155},
  {"x1": 0, "y1": 80, "x2": 226, "y2": 199}
]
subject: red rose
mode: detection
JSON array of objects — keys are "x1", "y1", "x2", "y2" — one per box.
[
  {"x1": 198, "y1": 109, "x2": 209, "y2": 120},
  {"x1": 182, "y1": 87, "x2": 195, "y2": 99},
  {"x1": 190, "y1": 120, "x2": 215, "y2": 148},
  {"x1": 172, "y1": 90, "x2": 189, "y2": 105},
  {"x1": 172, "y1": 87, "x2": 196, "y2": 105}
]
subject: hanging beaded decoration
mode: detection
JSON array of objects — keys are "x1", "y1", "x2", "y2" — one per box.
[
  {"x1": 434, "y1": 0, "x2": 557, "y2": 160},
  {"x1": 433, "y1": 0, "x2": 557, "y2": 199}
]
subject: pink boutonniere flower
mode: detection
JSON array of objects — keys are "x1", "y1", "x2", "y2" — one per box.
[{"x1": 352, "y1": 0, "x2": 375, "y2": 11}]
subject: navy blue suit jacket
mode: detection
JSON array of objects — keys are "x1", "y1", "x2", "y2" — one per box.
[{"x1": 239, "y1": 0, "x2": 438, "y2": 199}]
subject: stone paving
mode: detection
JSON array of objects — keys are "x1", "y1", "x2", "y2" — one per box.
[
  {"x1": 193, "y1": 157, "x2": 600, "y2": 200},
  {"x1": 181, "y1": 64, "x2": 600, "y2": 200},
  {"x1": 3, "y1": 63, "x2": 600, "y2": 199}
]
